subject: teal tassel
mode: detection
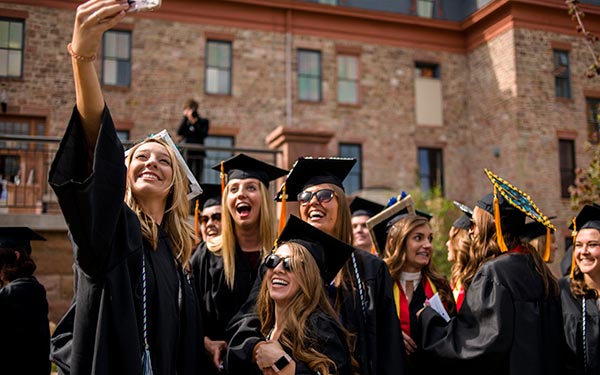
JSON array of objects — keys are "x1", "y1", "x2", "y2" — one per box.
[{"x1": 142, "y1": 348, "x2": 154, "y2": 375}]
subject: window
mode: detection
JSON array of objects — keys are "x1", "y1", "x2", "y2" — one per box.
[
  {"x1": 586, "y1": 97, "x2": 600, "y2": 144},
  {"x1": 559, "y1": 139, "x2": 575, "y2": 198},
  {"x1": 416, "y1": 0, "x2": 435, "y2": 18},
  {"x1": 298, "y1": 49, "x2": 322, "y2": 102},
  {"x1": 202, "y1": 135, "x2": 234, "y2": 184},
  {"x1": 102, "y1": 30, "x2": 131, "y2": 87},
  {"x1": 553, "y1": 50, "x2": 571, "y2": 99},
  {"x1": 116, "y1": 130, "x2": 130, "y2": 143},
  {"x1": 337, "y1": 55, "x2": 358, "y2": 104},
  {"x1": 415, "y1": 62, "x2": 443, "y2": 125},
  {"x1": 339, "y1": 143, "x2": 362, "y2": 194},
  {"x1": 418, "y1": 147, "x2": 444, "y2": 195},
  {"x1": 0, "y1": 18, "x2": 24, "y2": 78},
  {"x1": 205, "y1": 40, "x2": 232, "y2": 95}
]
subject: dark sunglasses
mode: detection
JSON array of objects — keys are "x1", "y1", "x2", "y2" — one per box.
[
  {"x1": 264, "y1": 254, "x2": 293, "y2": 272},
  {"x1": 297, "y1": 189, "x2": 336, "y2": 205},
  {"x1": 200, "y1": 213, "x2": 221, "y2": 225}
]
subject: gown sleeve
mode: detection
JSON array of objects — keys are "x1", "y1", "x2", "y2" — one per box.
[
  {"x1": 419, "y1": 264, "x2": 514, "y2": 363},
  {"x1": 49, "y1": 105, "x2": 143, "y2": 277}
]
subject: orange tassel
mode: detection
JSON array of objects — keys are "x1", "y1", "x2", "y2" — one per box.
[
  {"x1": 570, "y1": 217, "x2": 577, "y2": 279},
  {"x1": 278, "y1": 182, "x2": 287, "y2": 235},
  {"x1": 194, "y1": 199, "x2": 200, "y2": 237},
  {"x1": 493, "y1": 187, "x2": 508, "y2": 252},
  {"x1": 542, "y1": 227, "x2": 551, "y2": 262},
  {"x1": 220, "y1": 161, "x2": 225, "y2": 194}
]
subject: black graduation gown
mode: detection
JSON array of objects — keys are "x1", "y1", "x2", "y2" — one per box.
[
  {"x1": 226, "y1": 249, "x2": 406, "y2": 375},
  {"x1": 559, "y1": 277, "x2": 600, "y2": 375},
  {"x1": 190, "y1": 241, "x2": 260, "y2": 374},
  {"x1": 0, "y1": 276, "x2": 50, "y2": 375},
  {"x1": 419, "y1": 252, "x2": 564, "y2": 375},
  {"x1": 48, "y1": 106, "x2": 203, "y2": 375}
]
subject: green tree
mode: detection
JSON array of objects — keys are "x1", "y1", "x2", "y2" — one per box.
[{"x1": 569, "y1": 142, "x2": 600, "y2": 209}]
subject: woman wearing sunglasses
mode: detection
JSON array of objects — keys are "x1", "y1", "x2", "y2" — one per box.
[
  {"x1": 227, "y1": 157, "x2": 405, "y2": 375},
  {"x1": 194, "y1": 153, "x2": 287, "y2": 374},
  {"x1": 253, "y1": 215, "x2": 357, "y2": 375}
]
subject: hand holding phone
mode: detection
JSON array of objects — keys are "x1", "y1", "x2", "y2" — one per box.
[{"x1": 127, "y1": 0, "x2": 161, "y2": 13}]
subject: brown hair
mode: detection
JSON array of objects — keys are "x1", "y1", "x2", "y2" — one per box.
[
  {"x1": 384, "y1": 214, "x2": 456, "y2": 315},
  {"x1": 570, "y1": 228, "x2": 600, "y2": 299},
  {"x1": 257, "y1": 242, "x2": 358, "y2": 375},
  {"x1": 448, "y1": 226, "x2": 471, "y2": 289},
  {"x1": 0, "y1": 248, "x2": 36, "y2": 287},
  {"x1": 184, "y1": 99, "x2": 199, "y2": 111}
]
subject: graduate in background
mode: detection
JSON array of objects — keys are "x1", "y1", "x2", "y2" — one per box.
[
  {"x1": 349, "y1": 197, "x2": 384, "y2": 254},
  {"x1": 368, "y1": 196, "x2": 454, "y2": 373},
  {"x1": 418, "y1": 169, "x2": 563, "y2": 375},
  {"x1": 0, "y1": 227, "x2": 50, "y2": 375},
  {"x1": 559, "y1": 204, "x2": 600, "y2": 374},
  {"x1": 522, "y1": 218, "x2": 558, "y2": 264},
  {"x1": 49, "y1": 2, "x2": 204, "y2": 373},
  {"x1": 198, "y1": 154, "x2": 287, "y2": 374},
  {"x1": 447, "y1": 201, "x2": 473, "y2": 312}
]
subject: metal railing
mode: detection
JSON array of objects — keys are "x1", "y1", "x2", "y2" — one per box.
[{"x1": 0, "y1": 134, "x2": 281, "y2": 214}]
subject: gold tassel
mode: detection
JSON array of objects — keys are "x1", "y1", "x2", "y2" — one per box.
[
  {"x1": 278, "y1": 182, "x2": 287, "y2": 235},
  {"x1": 542, "y1": 227, "x2": 551, "y2": 262},
  {"x1": 220, "y1": 161, "x2": 225, "y2": 194},
  {"x1": 194, "y1": 199, "x2": 200, "y2": 237},
  {"x1": 493, "y1": 187, "x2": 508, "y2": 252},
  {"x1": 570, "y1": 217, "x2": 577, "y2": 279}
]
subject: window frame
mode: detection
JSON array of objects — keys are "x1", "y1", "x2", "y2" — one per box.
[
  {"x1": 337, "y1": 54, "x2": 359, "y2": 105},
  {"x1": 0, "y1": 17, "x2": 25, "y2": 79},
  {"x1": 417, "y1": 147, "x2": 444, "y2": 196},
  {"x1": 101, "y1": 29, "x2": 132, "y2": 87},
  {"x1": 338, "y1": 143, "x2": 362, "y2": 194},
  {"x1": 202, "y1": 135, "x2": 235, "y2": 184},
  {"x1": 558, "y1": 138, "x2": 576, "y2": 198},
  {"x1": 553, "y1": 49, "x2": 571, "y2": 99},
  {"x1": 297, "y1": 49, "x2": 322, "y2": 102},
  {"x1": 205, "y1": 39, "x2": 232, "y2": 95}
]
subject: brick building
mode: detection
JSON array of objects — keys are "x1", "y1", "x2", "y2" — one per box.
[{"x1": 1, "y1": 0, "x2": 600, "y2": 321}]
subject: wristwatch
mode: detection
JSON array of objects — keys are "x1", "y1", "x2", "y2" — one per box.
[{"x1": 271, "y1": 353, "x2": 292, "y2": 372}]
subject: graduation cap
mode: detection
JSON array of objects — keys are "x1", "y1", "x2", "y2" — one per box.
[
  {"x1": 125, "y1": 129, "x2": 202, "y2": 201},
  {"x1": 482, "y1": 169, "x2": 555, "y2": 254},
  {"x1": 453, "y1": 215, "x2": 472, "y2": 231},
  {"x1": 521, "y1": 216, "x2": 556, "y2": 262},
  {"x1": 276, "y1": 215, "x2": 354, "y2": 285},
  {"x1": 0, "y1": 227, "x2": 46, "y2": 255},
  {"x1": 366, "y1": 195, "x2": 416, "y2": 255},
  {"x1": 274, "y1": 157, "x2": 356, "y2": 234},
  {"x1": 569, "y1": 204, "x2": 600, "y2": 278},
  {"x1": 211, "y1": 153, "x2": 288, "y2": 190},
  {"x1": 453, "y1": 201, "x2": 473, "y2": 218},
  {"x1": 350, "y1": 197, "x2": 384, "y2": 218}
]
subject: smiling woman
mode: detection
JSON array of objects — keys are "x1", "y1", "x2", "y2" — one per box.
[
  {"x1": 192, "y1": 153, "x2": 287, "y2": 374},
  {"x1": 559, "y1": 204, "x2": 600, "y2": 374}
]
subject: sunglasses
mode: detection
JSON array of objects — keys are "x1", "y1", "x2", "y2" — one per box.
[
  {"x1": 264, "y1": 254, "x2": 293, "y2": 272},
  {"x1": 200, "y1": 213, "x2": 221, "y2": 225},
  {"x1": 297, "y1": 189, "x2": 336, "y2": 205}
]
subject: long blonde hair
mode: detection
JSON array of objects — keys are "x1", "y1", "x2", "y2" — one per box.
[
  {"x1": 384, "y1": 214, "x2": 455, "y2": 315},
  {"x1": 219, "y1": 181, "x2": 276, "y2": 289},
  {"x1": 257, "y1": 242, "x2": 357, "y2": 375},
  {"x1": 125, "y1": 138, "x2": 197, "y2": 269}
]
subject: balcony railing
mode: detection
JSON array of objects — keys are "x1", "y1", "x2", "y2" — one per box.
[{"x1": 0, "y1": 134, "x2": 281, "y2": 214}]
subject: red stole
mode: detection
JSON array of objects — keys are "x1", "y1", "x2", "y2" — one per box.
[
  {"x1": 453, "y1": 282, "x2": 465, "y2": 312},
  {"x1": 394, "y1": 276, "x2": 436, "y2": 336}
]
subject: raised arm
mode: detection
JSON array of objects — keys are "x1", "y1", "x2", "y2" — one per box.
[{"x1": 69, "y1": 0, "x2": 128, "y2": 151}]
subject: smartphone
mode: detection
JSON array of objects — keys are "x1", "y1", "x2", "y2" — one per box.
[{"x1": 127, "y1": 0, "x2": 161, "y2": 13}]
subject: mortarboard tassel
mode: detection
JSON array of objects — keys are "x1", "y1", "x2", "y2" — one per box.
[
  {"x1": 220, "y1": 161, "x2": 225, "y2": 194},
  {"x1": 278, "y1": 182, "x2": 287, "y2": 235},
  {"x1": 542, "y1": 227, "x2": 551, "y2": 262},
  {"x1": 194, "y1": 199, "x2": 200, "y2": 237},
  {"x1": 570, "y1": 216, "x2": 577, "y2": 279},
  {"x1": 493, "y1": 187, "x2": 508, "y2": 253}
]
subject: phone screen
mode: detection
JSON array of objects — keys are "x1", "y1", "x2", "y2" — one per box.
[{"x1": 127, "y1": 0, "x2": 161, "y2": 13}]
